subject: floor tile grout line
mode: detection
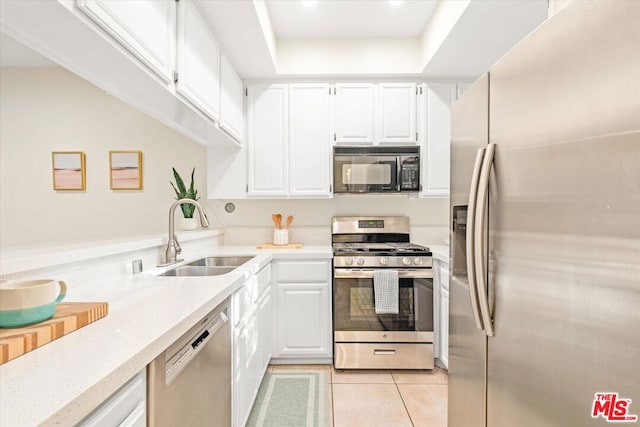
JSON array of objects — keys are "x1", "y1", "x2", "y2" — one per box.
[{"x1": 394, "y1": 381, "x2": 416, "y2": 427}]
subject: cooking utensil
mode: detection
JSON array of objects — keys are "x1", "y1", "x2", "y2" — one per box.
[
  {"x1": 275, "y1": 213, "x2": 283, "y2": 229},
  {"x1": 285, "y1": 215, "x2": 294, "y2": 229},
  {"x1": 271, "y1": 213, "x2": 280, "y2": 229}
]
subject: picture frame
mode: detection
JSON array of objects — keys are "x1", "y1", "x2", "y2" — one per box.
[
  {"x1": 52, "y1": 151, "x2": 86, "y2": 191},
  {"x1": 109, "y1": 151, "x2": 143, "y2": 190}
]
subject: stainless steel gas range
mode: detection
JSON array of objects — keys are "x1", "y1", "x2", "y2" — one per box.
[{"x1": 332, "y1": 216, "x2": 434, "y2": 370}]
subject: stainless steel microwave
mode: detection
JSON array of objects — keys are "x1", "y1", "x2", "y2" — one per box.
[{"x1": 333, "y1": 146, "x2": 420, "y2": 193}]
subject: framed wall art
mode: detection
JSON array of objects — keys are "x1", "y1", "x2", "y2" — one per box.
[
  {"x1": 52, "y1": 151, "x2": 86, "y2": 191},
  {"x1": 109, "y1": 150, "x2": 143, "y2": 190}
]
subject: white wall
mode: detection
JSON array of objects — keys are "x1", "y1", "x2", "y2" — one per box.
[
  {"x1": 211, "y1": 197, "x2": 447, "y2": 227},
  {"x1": 208, "y1": 196, "x2": 450, "y2": 246},
  {"x1": 0, "y1": 68, "x2": 210, "y2": 248},
  {"x1": 277, "y1": 38, "x2": 422, "y2": 75}
]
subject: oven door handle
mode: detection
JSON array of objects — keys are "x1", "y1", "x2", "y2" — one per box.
[{"x1": 334, "y1": 269, "x2": 433, "y2": 279}]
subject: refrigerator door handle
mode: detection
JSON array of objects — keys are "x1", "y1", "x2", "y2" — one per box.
[
  {"x1": 466, "y1": 148, "x2": 486, "y2": 330},
  {"x1": 474, "y1": 143, "x2": 496, "y2": 337}
]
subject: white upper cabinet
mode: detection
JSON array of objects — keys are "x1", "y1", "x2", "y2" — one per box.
[
  {"x1": 246, "y1": 83, "x2": 332, "y2": 199},
  {"x1": 289, "y1": 84, "x2": 332, "y2": 197},
  {"x1": 377, "y1": 83, "x2": 418, "y2": 144},
  {"x1": 219, "y1": 54, "x2": 243, "y2": 143},
  {"x1": 77, "y1": 0, "x2": 176, "y2": 83},
  {"x1": 247, "y1": 84, "x2": 289, "y2": 197},
  {"x1": 334, "y1": 83, "x2": 375, "y2": 144},
  {"x1": 176, "y1": 0, "x2": 220, "y2": 121},
  {"x1": 421, "y1": 82, "x2": 457, "y2": 197}
]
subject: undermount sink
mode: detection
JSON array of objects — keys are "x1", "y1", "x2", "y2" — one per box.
[
  {"x1": 187, "y1": 256, "x2": 254, "y2": 268},
  {"x1": 159, "y1": 266, "x2": 236, "y2": 277},
  {"x1": 158, "y1": 255, "x2": 255, "y2": 277}
]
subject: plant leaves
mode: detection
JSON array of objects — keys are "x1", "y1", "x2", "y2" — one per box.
[
  {"x1": 188, "y1": 168, "x2": 195, "y2": 195},
  {"x1": 172, "y1": 167, "x2": 199, "y2": 217},
  {"x1": 170, "y1": 182, "x2": 182, "y2": 198},
  {"x1": 172, "y1": 167, "x2": 187, "y2": 195}
]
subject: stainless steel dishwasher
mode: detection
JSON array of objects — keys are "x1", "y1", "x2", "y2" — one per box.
[{"x1": 148, "y1": 300, "x2": 231, "y2": 427}]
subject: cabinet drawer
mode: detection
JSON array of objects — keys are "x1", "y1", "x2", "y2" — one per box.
[
  {"x1": 335, "y1": 343, "x2": 433, "y2": 370},
  {"x1": 277, "y1": 261, "x2": 329, "y2": 282},
  {"x1": 232, "y1": 277, "x2": 258, "y2": 326},
  {"x1": 256, "y1": 263, "x2": 272, "y2": 296},
  {"x1": 79, "y1": 370, "x2": 146, "y2": 427}
]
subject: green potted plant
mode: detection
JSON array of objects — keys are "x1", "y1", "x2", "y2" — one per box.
[{"x1": 170, "y1": 167, "x2": 200, "y2": 230}]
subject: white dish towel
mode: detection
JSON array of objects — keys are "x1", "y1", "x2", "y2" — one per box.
[{"x1": 373, "y1": 269, "x2": 399, "y2": 315}]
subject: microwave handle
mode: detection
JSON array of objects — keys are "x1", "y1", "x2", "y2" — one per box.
[{"x1": 396, "y1": 157, "x2": 402, "y2": 191}]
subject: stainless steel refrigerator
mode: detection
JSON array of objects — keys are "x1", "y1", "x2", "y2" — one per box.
[{"x1": 448, "y1": 1, "x2": 640, "y2": 426}]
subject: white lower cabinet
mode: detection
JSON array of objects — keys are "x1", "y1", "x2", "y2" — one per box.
[
  {"x1": 434, "y1": 258, "x2": 450, "y2": 369},
  {"x1": 78, "y1": 370, "x2": 146, "y2": 427},
  {"x1": 232, "y1": 263, "x2": 272, "y2": 427},
  {"x1": 273, "y1": 260, "x2": 332, "y2": 360}
]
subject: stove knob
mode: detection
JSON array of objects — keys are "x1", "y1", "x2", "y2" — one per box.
[
  {"x1": 402, "y1": 257, "x2": 411, "y2": 266},
  {"x1": 345, "y1": 258, "x2": 354, "y2": 266},
  {"x1": 357, "y1": 258, "x2": 366, "y2": 266},
  {"x1": 414, "y1": 257, "x2": 424, "y2": 265},
  {"x1": 379, "y1": 257, "x2": 389, "y2": 266}
]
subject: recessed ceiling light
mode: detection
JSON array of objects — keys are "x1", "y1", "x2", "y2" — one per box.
[
  {"x1": 301, "y1": 0, "x2": 318, "y2": 7},
  {"x1": 388, "y1": 0, "x2": 405, "y2": 6}
]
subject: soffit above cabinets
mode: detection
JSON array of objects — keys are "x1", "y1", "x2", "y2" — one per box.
[
  {"x1": 1, "y1": 1, "x2": 548, "y2": 80},
  {"x1": 0, "y1": 33, "x2": 57, "y2": 67},
  {"x1": 197, "y1": 0, "x2": 548, "y2": 79}
]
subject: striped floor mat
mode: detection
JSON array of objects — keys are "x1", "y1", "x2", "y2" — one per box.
[{"x1": 246, "y1": 370, "x2": 329, "y2": 427}]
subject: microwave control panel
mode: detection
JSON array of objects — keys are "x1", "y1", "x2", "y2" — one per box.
[{"x1": 400, "y1": 161, "x2": 420, "y2": 190}]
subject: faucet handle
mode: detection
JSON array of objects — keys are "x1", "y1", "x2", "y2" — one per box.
[{"x1": 173, "y1": 234, "x2": 182, "y2": 255}]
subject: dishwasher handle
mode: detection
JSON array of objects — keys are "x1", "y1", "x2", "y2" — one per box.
[{"x1": 165, "y1": 310, "x2": 228, "y2": 386}]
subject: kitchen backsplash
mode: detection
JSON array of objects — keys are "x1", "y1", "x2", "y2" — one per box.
[
  {"x1": 222, "y1": 225, "x2": 448, "y2": 247},
  {"x1": 0, "y1": 231, "x2": 224, "y2": 295}
]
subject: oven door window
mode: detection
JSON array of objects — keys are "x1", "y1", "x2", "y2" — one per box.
[{"x1": 334, "y1": 277, "x2": 433, "y2": 332}]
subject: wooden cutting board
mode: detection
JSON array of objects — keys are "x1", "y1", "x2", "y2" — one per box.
[
  {"x1": 0, "y1": 302, "x2": 108, "y2": 365},
  {"x1": 256, "y1": 243, "x2": 304, "y2": 249}
]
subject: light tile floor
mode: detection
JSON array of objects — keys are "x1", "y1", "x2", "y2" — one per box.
[{"x1": 268, "y1": 365, "x2": 448, "y2": 427}]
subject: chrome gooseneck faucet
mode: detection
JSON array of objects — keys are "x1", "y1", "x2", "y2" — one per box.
[{"x1": 163, "y1": 198, "x2": 210, "y2": 265}]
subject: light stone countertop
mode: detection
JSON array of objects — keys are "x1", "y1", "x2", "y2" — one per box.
[
  {"x1": 429, "y1": 245, "x2": 449, "y2": 263},
  {"x1": 0, "y1": 245, "x2": 332, "y2": 427}
]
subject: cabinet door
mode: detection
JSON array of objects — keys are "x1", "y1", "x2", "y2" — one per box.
[
  {"x1": 289, "y1": 84, "x2": 331, "y2": 197},
  {"x1": 233, "y1": 318, "x2": 258, "y2": 427},
  {"x1": 433, "y1": 259, "x2": 442, "y2": 360},
  {"x1": 276, "y1": 282, "x2": 331, "y2": 357},
  {"x1": 334, "y1": 83, "x2": 375, "y2": 144},
  {"x1": 77, "y1": 0, "x2": 176, "y2": 83},
  {"x1": 176, "y1": 0, "x2": 220, "y2": 120},
  {"x1": 219, "y1": 54, "x2": 243, "y2": 143},
  {"x1": 78, "y1": 370, "x2": 146, "y2": 427},
  {"x1": 421, "y1": 83, "x2": 456, "y2": 197},
  {"x1": 440, "y1": 289, "x2": 449, "y2": 369},
  {"x1": 247, "y1": 84, "x2": 288, "y2": 197},
  {"x1": 257, "y1": 289, "x2": 273, "y2": 376},
  {"x1": 377, "y1": 83, "x2": 418, "y2": 144}
]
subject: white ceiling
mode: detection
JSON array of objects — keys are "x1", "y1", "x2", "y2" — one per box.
[
  {"x1": 0, "y1": 0, "x2": 549, "y2": 79},
  {"x1": 265, "y1": 0, "x2": 439, "y2": 39},
  {"x1": 201, "y1": 0, "x2": 548, "y2": 78}
]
